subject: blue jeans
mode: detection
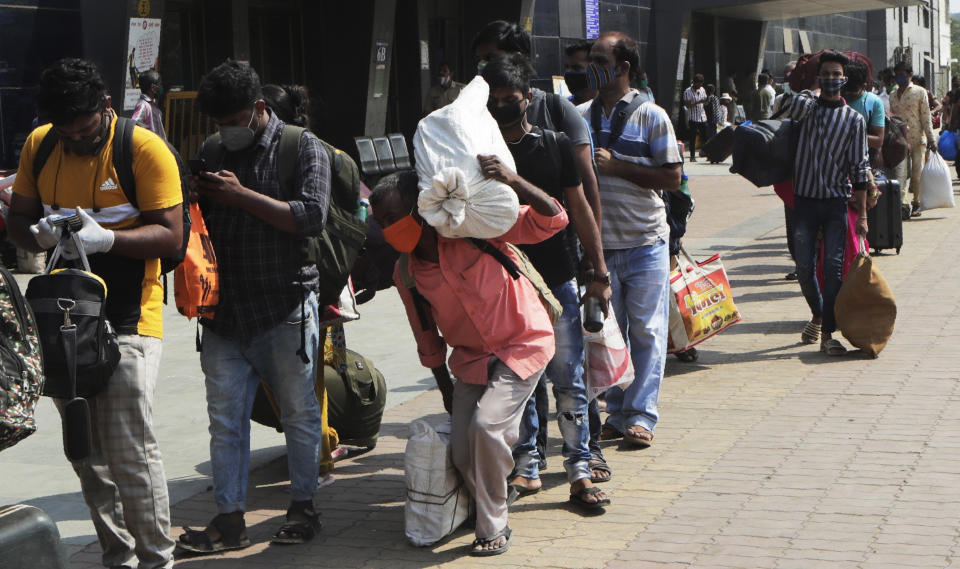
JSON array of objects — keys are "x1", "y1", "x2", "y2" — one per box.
[
  {"x1": 513, "y1": 280, "x2": 592, "y2": 482},
  {"x1": 603, "y1": 240, "x2": 669, "y2": 434},
  {"x1": 200, "y1": 292, "x2": 323, "y2": 513},
  {"x1": 793, "y1": 197, "x2": 847, "y2": 335}
]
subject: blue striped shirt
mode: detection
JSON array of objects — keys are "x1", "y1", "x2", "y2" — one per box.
[{"x1": 578, "y1": 90, "x2": 683, "y2": 249}]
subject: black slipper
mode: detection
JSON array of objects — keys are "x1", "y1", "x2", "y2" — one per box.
[
  {"x1": 570, "y1": 486, "x2": 611, "y2": 510},
  {"x1": 470, "y1": 526, "x2": 512, "y2": 556}
]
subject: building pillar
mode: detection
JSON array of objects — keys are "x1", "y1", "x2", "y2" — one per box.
[
  {"x1": 649, "y1": 0, "x2": 691, "y2": 120},
  {"x1": 363, "y1": 0, "x2": 398, "y2": 136}
]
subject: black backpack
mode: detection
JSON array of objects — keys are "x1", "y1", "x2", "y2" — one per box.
[
  {"x1": 730, "y1": 119, "x2": 798, "y2": 188},
  {"x1": 32, "y1": 117, "x2": 192, "y2": 274}
]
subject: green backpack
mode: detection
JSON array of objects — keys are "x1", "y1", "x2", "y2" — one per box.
[{"x1": 201, "y1": 126, "x2": 368, "y2": 308}]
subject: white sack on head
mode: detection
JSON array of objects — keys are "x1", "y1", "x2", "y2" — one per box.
[{"x1": 413, "y1": 76, "x2": 520, "y2": 239}]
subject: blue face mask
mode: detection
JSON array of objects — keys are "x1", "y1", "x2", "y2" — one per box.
[
  {"x1": 895, "y1": 74, "x2": 909, "y2": 87},
  {"x1": 586, "y1": 63, "x2": 616, "y2": 90}
]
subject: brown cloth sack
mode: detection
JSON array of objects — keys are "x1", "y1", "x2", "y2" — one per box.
[{"x1": 834, "y1": 239, "x2": 896, "y2": 358}]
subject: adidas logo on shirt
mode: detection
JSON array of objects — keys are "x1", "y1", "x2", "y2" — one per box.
[{"x1": 98, "y1": 178, "x2": 119, "y2": 191}]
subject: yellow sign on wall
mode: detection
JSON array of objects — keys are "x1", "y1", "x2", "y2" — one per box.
[{"x1": 138, "y1": 0, "x2": 150, "y2": 17}]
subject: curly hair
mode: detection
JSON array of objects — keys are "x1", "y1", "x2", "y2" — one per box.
[
  {"x1": 818, "y1": 51, "x2": 851, "y2": 73},
  {"x1": 369, "y1": 170, "x2": 420, "y2": 212},
  {"x1": 197, "y1": 59, "x2": 262, "y2": 118},
  {"x1": 262, "y1": 84, "x2": 310, "y2": 128},
  {"x1": 36, "y1": 58, "x2": 107, "y2": 125}
]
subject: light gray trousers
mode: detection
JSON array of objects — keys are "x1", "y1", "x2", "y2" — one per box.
[
  {"x1": 56, "y1": 335, "x2": 174, "y2": 569},
  {"x1": 450, "y1": 358, "x2": 542, "y2": 540}
]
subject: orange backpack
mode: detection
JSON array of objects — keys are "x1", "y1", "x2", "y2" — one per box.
[{"x1": 174, "y1": 202, "x2": 219, "y2": 319}]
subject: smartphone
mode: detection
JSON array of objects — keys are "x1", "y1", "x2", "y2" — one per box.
[{"x1": 188, "y1": 159, "x2": 207, "y2": 176}]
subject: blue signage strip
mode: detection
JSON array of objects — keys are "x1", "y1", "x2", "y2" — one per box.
[{"x1": 585, "y1": 0, "x2": 599, "y2": 39}]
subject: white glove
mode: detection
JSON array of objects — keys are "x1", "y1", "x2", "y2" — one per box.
[
  {"x1": 29, "y1": 216, "x2": 63, "y2": 249},
  {"x1": 61, "y1": 208, "x2": 115, "y2": 260}
]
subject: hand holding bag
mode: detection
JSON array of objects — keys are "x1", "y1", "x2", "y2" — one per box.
[
  {"x1": 668, "y1": 248, "x2": 741, "y2": 351},
  {"x1": 583, "y1": 306, "x2": 634, "y2": 400}
]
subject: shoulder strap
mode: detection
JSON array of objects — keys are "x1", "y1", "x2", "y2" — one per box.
[
  {"x1": 608, "y1": 96, "x2": 644, "y2": 148},
  {"x1": 277, "y1": 125, "x2": 306, "y2": 198},
  {"x1": 32, "y1": 129, "x2": 60, "y2": 181},
  {"x1": 542, "y1": 129, "x2": 562, "y2": 182},
  {"x1": 544, "y1": 93, "x2": 565, "y2": 131},
  {"x1": 398, "y1": 253, "x2": 432, "y2": 332},
  {"x1": 468, "y1": 238, "x2": 522, "y2": 280},
  {"x1": 113, "y1": 117, "x2": 137, "y2": 208}
]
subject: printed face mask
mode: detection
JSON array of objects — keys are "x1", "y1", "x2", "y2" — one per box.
[
  {"x1": 61, "y1": 111, "x2": 110, "y2": 156},
  {"x1": 564, "y1": 71, "x2": 588, "y2": 94},
  {"x1": 382, "y1": 213, "x2": 423, "y2": 253},
  {"x1": 219, "y1": 105, "x2": 258, "y2": 152},
  {"x1": 586, "y1": 63, "x2": 616, "y2": 90},
  {"x1": 488, "y1": 98, "x2": 526, "y2": 127},
  {"x1": 818, "y1": 76, "x2": 847, "y2": 96}
]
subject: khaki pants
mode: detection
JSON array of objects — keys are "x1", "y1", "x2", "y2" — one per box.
[
  {"x1": 898, "y1": 141, "x2": 928, "y2": 206},
  {"x1": 450, "y1": 359, "x2": 542, "y2": 540}
]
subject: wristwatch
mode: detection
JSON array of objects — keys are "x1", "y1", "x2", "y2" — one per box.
[{"x1": 592, "y1": 271, "x2": 612, "y2": 285}]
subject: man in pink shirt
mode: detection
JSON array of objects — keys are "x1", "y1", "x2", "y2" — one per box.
[{"x1": 371, "y1": 168, "x2": 567, "y2": 556}]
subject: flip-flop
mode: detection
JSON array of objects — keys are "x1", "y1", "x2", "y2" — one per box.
[
  {"x1": 569, "y1": 486, "x2": 611, "y2": 510},
  {"x1": 820, "y1": 338, "x2": 847, "y2": 356},
  {"x1": 623, "y1": 425, "x2": 654, "y2": 449},
  {"x1": 506, "y1": 483, "x2": 540, "y2": 506},
  {"x1": 598, "y1": 424, "x2": 623, "y2": 441},
  {"x1": 470, "y1": 526, "x2": 512, "y2": 556}
]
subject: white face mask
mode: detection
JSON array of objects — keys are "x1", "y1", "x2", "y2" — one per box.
[
  {"x1": 440, "y1": 75, "x2": 451, "y2": 87},
  {"x1": 219, "y1": 105, "x2": 258, "y2": 151}
]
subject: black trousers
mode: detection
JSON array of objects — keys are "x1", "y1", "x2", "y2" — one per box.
[{"x1": 687, "y1": 121, "x2": 710, "y2": 159}]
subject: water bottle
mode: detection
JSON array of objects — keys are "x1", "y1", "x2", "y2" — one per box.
[{"x1": 582, "y1": 270, "x2": 604, "y2": 333}]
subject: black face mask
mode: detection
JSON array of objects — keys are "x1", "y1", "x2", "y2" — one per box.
[
  {"x1": 488, "y1": 99, "x2": 526, "y2": 127},
  {"x1": 564, "y1": 71, "x2": 588, "y2": 94},
  {"x1": 61, "y1": 111, "x2": 110, "y2": 156}
]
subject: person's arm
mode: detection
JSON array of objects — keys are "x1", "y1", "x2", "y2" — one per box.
[
  {"x1": 849, "y1": 118, "x2": 871, "y2": 236},
  {"x1": 554, "y1": 100, "x2": 603, "y2": 230},
  {"x1": 919, "y1": 91, "x2": 936, "y2": 148},
  {"x1": 194, "y1": 132, "x2": 331, "y2": 235},
  {"x1": 477, "y1": 154, "x2": 560, "y2": 216},
  {"x1": 564, "y1": 183, "x2": 610, "y2": 305},
  {"x1": 574, "y1": 144, "x2": 602, "y2": 229},
  {"x1": 392, "y1": 262, "x2": 452, "y2": 412},
  {"x1": 6, "y1": 194, "x2": 44, "y2": 253},
  {"x1": 596, "y1": 156, "x2": 682, "y2": 191}
]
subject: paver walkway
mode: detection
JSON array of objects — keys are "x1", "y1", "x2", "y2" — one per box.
[{"x1": 70, "y1": 173, "x2": 960, "y2": 569}]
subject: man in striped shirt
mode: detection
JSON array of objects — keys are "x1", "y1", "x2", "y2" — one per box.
[
  {"x1": 682, "y1": 74, "x2": 708, "y2": 162},
  {"x1": 778, "y1": 51, "x2": 871, "y2": 356},
  {"x1": 578, "y1": 31, "x2": 683, "y2": 448}
]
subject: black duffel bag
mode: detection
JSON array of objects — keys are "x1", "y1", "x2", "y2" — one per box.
[{"x1": 730, "y1": 119, "x2": 798, "y2": 188}]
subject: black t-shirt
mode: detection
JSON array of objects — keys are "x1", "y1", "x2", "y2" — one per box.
[{"x1": 507, "y1": 126, "x2": 582, "y2": 288}]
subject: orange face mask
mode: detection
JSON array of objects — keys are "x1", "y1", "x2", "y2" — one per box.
[{"x1": 382, "y1": 213, "x2": 423, "y2": 253}]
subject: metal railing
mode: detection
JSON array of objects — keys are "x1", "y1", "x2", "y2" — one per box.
[{"x1": 163, "y1": 91, "x2": 215, "y2": 160}]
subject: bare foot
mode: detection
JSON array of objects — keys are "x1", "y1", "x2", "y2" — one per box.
[{"x1": 508, "y1": 475, "x2": 542, "y2": 493}]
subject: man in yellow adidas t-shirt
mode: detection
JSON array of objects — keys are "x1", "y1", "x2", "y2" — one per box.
[{"x1": 8, "y1": 58, "x2": 183, "y2": 569}]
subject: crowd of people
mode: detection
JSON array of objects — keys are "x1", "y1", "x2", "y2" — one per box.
[{"x1": 6, "y1": 16, "x2": 951, "y2": 567}]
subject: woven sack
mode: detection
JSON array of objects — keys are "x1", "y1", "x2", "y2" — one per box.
[{"x1": 834, "y1": 239, "x2": 896, "y2": 358}]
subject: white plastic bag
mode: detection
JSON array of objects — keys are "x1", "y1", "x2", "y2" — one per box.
[
  {"x1": 404, "y1": 417, "x2": 472, "y2": 546},
  {"x1": 413, "y1": 76, "x2": 520, "y2": 239},
  {"x1": 920, "y1": 151, "x2": 956, "y2": 210},
  {"x1": 318, "y1": 277, "x2": 360, "y2": 328},
  {"x1": 583, "y1": 306, "x2": 634, "y2": 400}
]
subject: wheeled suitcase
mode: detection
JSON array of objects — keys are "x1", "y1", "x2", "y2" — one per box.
[
  {"x1": 0, "y1": 504, "x2": 68, "y2": 569},
  {"x1": 867, "y1": 178, "x2": 903, "y2": 255},
  {"x1": 702, "y1": 125, "x2": 735, "y2": 163}
]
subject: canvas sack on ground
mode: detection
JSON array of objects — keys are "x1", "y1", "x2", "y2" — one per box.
[
  {"x1": 404, "y1": 416, "x2": 471, "y2": 546},
  {"x1": 834, "y1": 238, "x2": 896, "y2": 358},
  {"x1": 919, "y1": 151, "x2": 956, "y2": 211},
  {"x1": 669, "y1": 248, "x2": 741, "y2": 349},
  {"x1": 583, "y1": 306, "x2": 634, "y2": 400},
  {"x1": 413, "y1": 76, "x2": 519, "y2": 239}
]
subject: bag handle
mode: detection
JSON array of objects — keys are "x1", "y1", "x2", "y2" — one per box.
[
  {"x1": 857, "y1": 235, "x2": 869, "y2": 257},
  {"x1": 674, "y1": 246, "x2": 720, "y2": 290},
  {"x1": 45, "y1": 230, "x2": 92, "y2": 274}
]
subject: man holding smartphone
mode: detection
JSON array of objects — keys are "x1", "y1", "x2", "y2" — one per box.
[{"x1": 7, "y1": 58, "x2": 183, "y2": 569}]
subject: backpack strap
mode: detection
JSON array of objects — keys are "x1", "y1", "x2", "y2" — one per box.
[
  {"x1": 398, "y1": 253, "x2": 432, "y2": 332},
  {"x1": 589, "y1": 94, "x2": 644, "y2": 149},
  {"x1": 277, "y1": 125, "x2": 306, "y2": 199},
  {"x1": 543, "y1": 92, "x2": 566, "y2": 132},
  {"x1": 112, "y1": 117, "x2": 138, "y2": 208},
  {"x1": 468, "y1": 238, "x2": 522, "y2": 279},
  {"x1": 541, "y1": 129, "x2": 562, "y2": 186},
  {"x1": 32, "y1": 129, "x2": 60, "y2": 182}
]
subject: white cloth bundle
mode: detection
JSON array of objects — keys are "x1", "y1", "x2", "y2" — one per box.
[{"x1": 413, "y1": 76, "x2": 519, "y2": 239}]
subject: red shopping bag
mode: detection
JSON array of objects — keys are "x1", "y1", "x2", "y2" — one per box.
[
  {"x1": 583, "y1": 307, "x2": 634, "y2": 400},
  {"x1": 667, "y1": 248, "x2": 741, "y2": 353}
]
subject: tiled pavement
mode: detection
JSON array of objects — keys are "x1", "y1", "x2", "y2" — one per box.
[{"x1": 70, "y1": 173, "x2": 960, "y2": 569}]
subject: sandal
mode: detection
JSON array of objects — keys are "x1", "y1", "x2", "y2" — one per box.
[
  {"x1": 598, "y1": 424, "x2": 623, "y2": 441},
  {"x1": 623, "y1": 425, "x2": 654, "y2": 449},
  {"x1": 271, "y1": 501, "x2": 321, "y2": 545},
  {"x1": 589, "y1": 457, "x2": 612, "y2": 483},
  {"x1": 569, "y1": 486, "x2": 611, "y2": 510},
  {"x1": 506, "y1": 482, "x2": 540, "y2": 506},
  {"x1": 675, "y1": 347, "x2": 698, "y2": 363},
  {"x1": 820, "y1": 338, "x2": 847, "y2": 356},
  {"x1": 176, "y1": 514, "x2": 251, "y2": 554},
  {"x1": 801, "y1": 321, "x2": 821, "y2": 344},
  {"x1": 470, "y1": 526, "x2": 512, "y2": 556}
]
